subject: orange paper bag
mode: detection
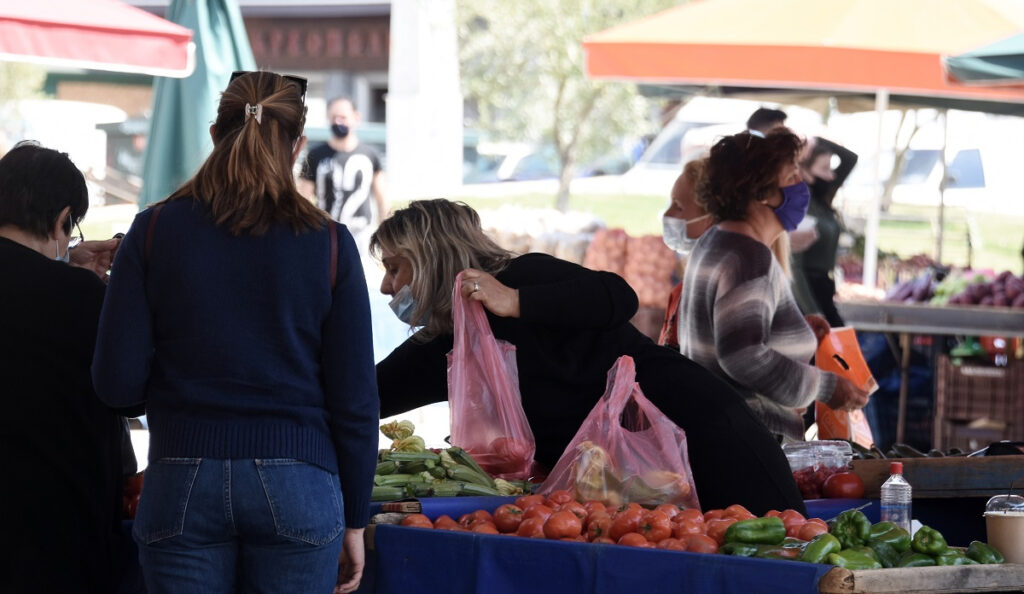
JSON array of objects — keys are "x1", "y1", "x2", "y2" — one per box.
[{"x1": 814, "y1": 327, "x2": 877, "y2": 448}]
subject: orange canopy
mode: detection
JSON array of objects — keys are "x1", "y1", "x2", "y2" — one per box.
[{"x1": 584, "y1": 0, "x2": 1024, "y2": 105}]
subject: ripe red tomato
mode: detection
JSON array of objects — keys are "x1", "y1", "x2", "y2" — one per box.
[
  {"x1": 592, "y1": 536, "x2": 616, "y2": 545},
  {"x1": 523, "y1": 504, "x2": 554, "y2": 522},
  {"x1": 543, "y1": 510, "x2": 583, "y2": 539},
  {"x1": 822, "y1": 472, "x2": 866, "y2": 499},
  {"x1": 515, "y1": 494, "x2": 546, "y2": 510},
  {"x1": 617, "y1": 532, "x2": 651, "y2": 547},
  {"x1": 672, "y1": 519, "x2": 705, "y2": 539},
  {"x1": 583, "y1": 500, "x2": 608, "y2": 517},
  {"x1": 399, "y1": 513, "x2": 433, "y2": 529},
  {"x1": 555, "y1": 501, "x2": 588, "y2": 521},
  {"x1": 654, "y1": 503, "x2": 681, "y2": 520},
  {"x1": 675, "y1": 508, "x2": 704, "y2": 524},
  {"x1": 656, "y1": 537, "x2": 688, "y2": 552},
  {"x1": 433, "y1": 515, "x2": 463, "y2": 531},
  {"x1": 786, "y1": 521, "x2": 806, "y2": 538},
  {"x1": 702, "y1": 509, "x2": 726, "y2": 522},
  {"x1": 638, "y1": 510, "x2": 673, "y2": 543},
  {"x1": 609, "y1": 508, "x2": 644, "y2": 541},
  {"x1": 492, "y1": 504, "x2": 524, "y2": 533},
  {"x1": 724, "y1": 504, "x2": 755, "y2": 521},
  {"x1": 705, "y1": 517, "x2": 738, "y2": 545},
  {"x1": 797, "y1": 521, "x2": 828, "y2": 540},
  {"x1": 683, "y1": 533, "x2": 719, "y2": 554},
  {"x1": 545, "y1": 489, "x2": 575, "y2": 507},
  {"x1": 586, "y1": 513, "x2": 613, "y2": 541},
  {"x1": 471, "y1": 522, "x2": 500, "y2": 535},
  {"x1": 458, "y1": 509, "x2": 493, "y2": 529},
  {"x1": 516, "y1": 517, "x2": 546, "y2": 538}
]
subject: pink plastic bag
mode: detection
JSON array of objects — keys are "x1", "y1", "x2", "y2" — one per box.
[
  {"x1": 540, "y1": 356, "x2": 700, "y2": 509},
  {"x1": 446, "y1": 272, "x2": 537, "y2": 480}
]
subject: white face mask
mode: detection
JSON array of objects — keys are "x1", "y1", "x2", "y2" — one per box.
[
  {"x1": 662, "y1": 214, "x2": 710, "y2": 256},
  {"x1": 388, "y1": 284, "x2": 422, "y2": 325},
  {"x1": 55, "y1": 240, "x2": 69, "y2": 263}
]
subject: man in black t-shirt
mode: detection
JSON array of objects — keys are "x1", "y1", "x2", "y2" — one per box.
[{"x1": 299, "y1": 97, "x2": 388, "y2": 259}]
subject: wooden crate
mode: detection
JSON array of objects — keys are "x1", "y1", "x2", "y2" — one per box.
[
  {"x1": 934, "y1": 418, "x2": 1023, "y2": 453},
  {"x1": 935, "y1": 356, "x2": 1024, "y2": 423},
  {"x1": 818, "y1": 564, "x2": 1024, "y2": 593},
  {"x1": 850, "y1": 456, "x2": 1024, "y2": 499}
]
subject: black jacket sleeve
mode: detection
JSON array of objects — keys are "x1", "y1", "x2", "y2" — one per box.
[
  {"x1": 504, "y1": 253, "x2": 639, "y2": 330},
  {"x1": 376, "y1": 333, "x2": 453, "y2": 419},
  {"x1": 814, "y1": 137, "x2": 858, "y2": 206}
]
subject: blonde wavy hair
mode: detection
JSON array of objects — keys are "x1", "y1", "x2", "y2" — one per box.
[{"x1": 370, "y1": 199, "x2": 513, "y2": 340}]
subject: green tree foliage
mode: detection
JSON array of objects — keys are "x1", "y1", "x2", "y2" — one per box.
[
  {"x1": 458, "y1": 0, "x2": 680, "y2": 211},
  {"x1": 0, "y1": 62, "x2": 47, "y2": 153}
]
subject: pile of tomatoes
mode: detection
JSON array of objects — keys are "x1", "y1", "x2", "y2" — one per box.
[{"x1": 397, "y1": 490, "x2": 829, "y2": 553}]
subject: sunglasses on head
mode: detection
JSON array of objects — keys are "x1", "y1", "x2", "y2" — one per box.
[{"x1": 229, "y1": 71, "x2": 307, "y2": 104}]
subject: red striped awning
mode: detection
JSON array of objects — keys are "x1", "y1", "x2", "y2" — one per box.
[{"x1": 0, "y1": 0, "x2": 194, "y2": 77}]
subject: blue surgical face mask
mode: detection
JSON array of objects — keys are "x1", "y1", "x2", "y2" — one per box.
[
  {"x1": 662, "y1": 214, "x2": 710, "y2": 256},
  {"x1": 388, "y1": 284, "x2": 422, "y2": 325},
  {"x1": 773, "y1": 182, "x2": 811, "y2": 232}
]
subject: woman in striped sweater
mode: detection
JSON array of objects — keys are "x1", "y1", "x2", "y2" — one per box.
[{"x1": 679, "y1": 128, "x2": 870, "y2": 442}]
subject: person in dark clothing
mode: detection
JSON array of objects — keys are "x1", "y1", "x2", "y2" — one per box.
[
  {"x1": 791, "y1": 137, "x2": 858, "y2": 328},
  {"x1": 747, "y1": 107, "x2": 788, "y2": 134},
  {"x1": 92, "y1": 72, "x2": 379, "y2": 594},
  {"x1": 0, "y1": 142, "x2": 131, "y2": 593},
  {"x1": 372, "y1": 199, "x2": 806, "y2": 515}
]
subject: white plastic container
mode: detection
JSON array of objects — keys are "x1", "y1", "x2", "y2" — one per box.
[{"x1": 985, "y1": 494, "x2": 1024, "y2": 564}]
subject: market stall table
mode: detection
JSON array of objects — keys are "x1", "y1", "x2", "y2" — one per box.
[
  {"x1": 836, "y1": 301, "x2": 1024, "y2": 443},
  {"x1": 357, "y1": 498, "x2": 878, "y2": 594}
]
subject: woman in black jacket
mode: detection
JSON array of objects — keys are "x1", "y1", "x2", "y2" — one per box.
[{"x1": 372, "y1": 199, "x2": 806, "y2": 515}]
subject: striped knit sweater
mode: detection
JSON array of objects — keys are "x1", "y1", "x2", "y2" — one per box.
[{"x1": 679, "y1": 226, "x2": 837, "y2": 440}]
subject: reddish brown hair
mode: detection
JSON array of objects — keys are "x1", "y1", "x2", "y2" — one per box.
[
  {"x1": 167, "y1": 71, "x2": 328, "y2": 235},
  {"x1": 698, "y1": 128, "x2": 804, "y2": 222}
]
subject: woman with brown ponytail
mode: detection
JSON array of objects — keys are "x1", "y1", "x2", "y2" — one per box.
[{"x1": 92, "y1": 71, "x2": 379, "y2": 593}]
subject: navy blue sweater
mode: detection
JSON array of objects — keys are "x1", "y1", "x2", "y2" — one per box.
[{"x1": 92, "y1": 199, "x2": 379, "y2": 528}]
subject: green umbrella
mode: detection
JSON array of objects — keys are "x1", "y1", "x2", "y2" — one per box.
[
  {"x1": 945, "y1": 32, "x2": 1024, "y2": 84},
  {"x1": 138, "y1": 0, "x2": 255, "y2": 208}
]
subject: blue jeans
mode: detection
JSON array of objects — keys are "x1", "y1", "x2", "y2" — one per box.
[{"x1": 133, "y1": 458, "x2": 344, "y2": 594}]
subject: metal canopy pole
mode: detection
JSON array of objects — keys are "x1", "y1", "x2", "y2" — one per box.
[{"x1": 863, "y1": 89, "x2": 889, "y2": 291}]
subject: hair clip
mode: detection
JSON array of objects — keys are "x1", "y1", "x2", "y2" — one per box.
[
  {"x1": 245, "y1": 103, "x2": 263, "y2": 124},
  {"x1": 747, "y1": 129, "x2": 765, "y2": 138}
]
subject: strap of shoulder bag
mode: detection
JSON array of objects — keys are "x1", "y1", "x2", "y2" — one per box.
[{"x1": 329, "y1": 221, "x2": 338, "y2": 292}]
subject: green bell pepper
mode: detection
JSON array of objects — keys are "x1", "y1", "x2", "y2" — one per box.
[
  {"x1": 897, "y1": 552, "x2": 937, "y2": 568},
  {"x1": 720, "y1": 542, "x2": 766, "y2": 557},
  {"x1": 868, "y1": 522, "x2": 912, "y2": 553},
  {"x1": 868, "y1": 540, "x2": 900, "y2": 569},
  {"x1": 935, "y1": 549, "x2": 979, "y2": 566},
  {"x1": 724, "y1": 517, "x2": 786, "y2": 545},
  {"x1": 966, "y1": 541, "x2": 1005, "y2": 564},
  {"x1": 911, "y1": 525, "x2": 948, "y2": 556},
  {"x1": 799, "y1": 533, "x2": 842, "y2": 564},
  {"x1": 831, "y1": 510, "x2": 872, "y2": 549},
  {"x1": 826, "y1": 549, "x2": 883, "y2": 570}
]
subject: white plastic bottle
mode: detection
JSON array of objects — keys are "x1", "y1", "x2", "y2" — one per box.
[{"x1": 880, "y1": 461, "x2": 912, "y2": 533}]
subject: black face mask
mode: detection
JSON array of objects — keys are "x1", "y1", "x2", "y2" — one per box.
[{"x1": 331, "y1": 124, "x2": 350, "y2": 138}]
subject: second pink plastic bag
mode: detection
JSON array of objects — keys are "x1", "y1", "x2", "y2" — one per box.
[
  {"x1": 540, "y1": 355, "x2": 700, "y2": 509},
  {"x1": 446, "y1": 272, "x2": 537, "y2": 480}
]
